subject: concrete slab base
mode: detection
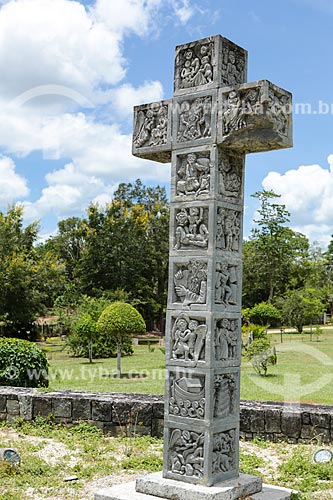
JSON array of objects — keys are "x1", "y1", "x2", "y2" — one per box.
[
  {"x1": 94, "y1": 473, "x2": 292, "y2": 500},
  {"x1": 136, "y1": 472, "x2": 262, "y2": 500}
]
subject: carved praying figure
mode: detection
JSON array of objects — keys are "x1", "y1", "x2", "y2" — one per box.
[{"x1": 131, "y1": 33, "x2": 292, "y2": 492}]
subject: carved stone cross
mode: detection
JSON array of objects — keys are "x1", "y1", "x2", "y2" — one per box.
[{"x1": 94, "y1": 34, "x2": 293, "y2": 500}]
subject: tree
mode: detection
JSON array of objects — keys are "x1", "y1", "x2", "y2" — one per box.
[
  {"x1": 79, "y1": 180, "x2": 169, "y2": 330},
  {"x1": 245, "y1": 337, "x2": 277, "y2": 376},
  {"x1": 0, "y1": 206, "x2": 65, "y2": 337},
  {"x1": 97, "y1": 302, "x2": 146, "y2": 377},
  {"x1": 242, "y1": 190, "x2": 310, "y2": 307},
  {"x1": 247, "y1": 302, "x2": 282, "y2": 327},
  {"x1": 278, "y1": 288, "x2": 326, "y2": 334}
]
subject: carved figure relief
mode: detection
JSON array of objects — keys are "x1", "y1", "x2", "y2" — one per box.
[
  {"x1": 134, "y1": 103, "x2": 168, "y2": 148},
  {"x1": 221, "y1": 44, "x2": 246, "y2": 87},
  {"x1": 215, "y1": 262, "x2": 238, "y2": 306},
  {"x1": 176, "y1": 153, "x2": 212, "y2": 197},
  {"x1": 212, "y1": 430, "x2": 236, "y2": 474},
  {"x1": 222, "y1": 86, "x2": 290, "y2": 137},
  {"x1": 169, "y1": 375, "x2": 205, "y2": 419},
  {"x1": 219, "y1": 155, "x2": 243, "y2": 202},
  {"x1": 169, "y1": 429, "x2": 204, "y2": 478},
  {"x1": 216, "y1": 208, "x2": 241, "y2": 252},
  {"x1": 177, "y1": 97, "x2": 212, "y2": 142},
  {"x1": 177, "y1": 43, "x2": 214, "y2": 90},
  {"x1": 174, "y1": 260, "x2": 207, "y2": 307},
  {"x1": 214, "y1": 374, "x2": 237, "y2": 418},
  {"x1": 171, "y1": 313, "x2": 207, "y2": 365},
  {"x1": 174, "y1": 207, "x2": 209, "y2": 250},
  {"x1": 215, "y1": 319, "x2": 239, "y2": 361}
]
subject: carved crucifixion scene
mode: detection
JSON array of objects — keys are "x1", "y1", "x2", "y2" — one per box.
[{"x1": 130, "y1": 33, "x2": 292, "y2": 497}]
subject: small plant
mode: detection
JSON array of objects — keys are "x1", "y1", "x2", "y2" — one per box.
[
  {"x1": 0, "y1": 338, "x2": 49, "y2": 388},
  {"x1": 245, "y1": 337, "x2": 277, "y2": 376}
]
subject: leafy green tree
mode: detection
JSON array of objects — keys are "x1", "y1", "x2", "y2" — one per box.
[
  {"x1": 242, "y1": 190, "x2": 310, "y2": 307},
  {"x1": 97, "y1": 302, "x2": 146, "y2": 377},
  {"x1": 278, "y1": 288, "x2": 326, "y2": 334},
  {"x1": 247, "y1": 302, "x2": 282, "y2": 327},
  {"x1": 0, "y1": 206, "x2": 64, "y2": 337}
]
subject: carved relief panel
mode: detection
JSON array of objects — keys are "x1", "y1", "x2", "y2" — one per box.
[
  {"x1": 174, "y1": 206, "x2": 209, "y2": 251},
  {"x1": 175, "y1": 95, "x2": 213, "y2": 144},
  {"x1": 168, "y1": 429, "x2": 204, "y2": 479},
  {"x1": 216, "y1": 207, "x2": 241, "y2": 252},
  {"x1": 214, "y1": 318, "x2": 240, "y2": 363},
  {"x1": 173, "y1": 260, "x2": 208, "y2": 307},
  {"x1": 169, "y1": 373, "x2": 206, "y2": 419},
  {"x1": 218, "y1": 153, "x2": 244, "y2": 204},
  {"x1": 221, "y1": 40, "x2": 247, "y2": 87},
  {"x1": 175, "y1": 150, "x2": 213, "y2": 199},
  {"x1": 170, "y1": 313, "x2": 207, "y2": 366},
  {"x1": 132, "y1": 99, "x2": 172, "y2": 162},
  {"x1": 215, "y1": 262, "x2": 239, "y2": 307},
  {"x1": 175, "y1": 41, "x2": 214, "y2": 91},
  {"x1": 212, "y1": 429, "x2": 237, "y2": 475},
  {"x1": 214, "y1": 374, "x2": 238, "y2": 418},
  {"x1": 219, "y1": 81, "x2": 292, "y2": 152}
]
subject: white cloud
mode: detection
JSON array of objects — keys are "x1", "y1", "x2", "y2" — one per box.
[
  {"x1": 109, "y1": 81, "x2": 164, "y2": 119},
  {"x1": 262, "y1": 155, "x2": 333, "y2": 245},
  {"x1": 0, "y1": 155, "x2": 29, "y2": 202},
  {"x1": 171, "y1": 0, "x2": 195, "y2": 24}
]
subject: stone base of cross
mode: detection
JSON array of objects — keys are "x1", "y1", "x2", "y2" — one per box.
[{"x1": 95, "y1": 34, "x2": 294, "y2": 500}]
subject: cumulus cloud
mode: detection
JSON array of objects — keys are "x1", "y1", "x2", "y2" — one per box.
[
  {"x1": 109, "y1": 81, "x2": 164, "y2": 120},
  {"x1": 262, "y1": 155, "x2": 333, "y2": 245},
  {"x1": 0, "y1": 155, "x2": 29, "y2": 202},
  {"x1": 171, "y1": 0, "x2": 195, "y2": 24}
]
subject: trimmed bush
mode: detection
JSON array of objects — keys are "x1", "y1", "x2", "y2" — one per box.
[
  {"x1": 0, "y1": 338, "x2": 49, "y2": 388},
  {"x1": 97, "y1": 302, "x2": 146, "y2": 377}
]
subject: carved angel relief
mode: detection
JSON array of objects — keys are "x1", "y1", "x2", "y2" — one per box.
[
  {"x1": 216, "y1": 208, "x2": 241, "y2": 252},
  {"x1": 215, "y1": 319, "x2": 239, "y2": 361},
  {"x1": 174, "y1": 260, "x2": 207, "y2": 307},
  {"x1": 133, "y1": 103, "x2": 168, "y2": 149},
  {"x1": 214, "y1": 374, "x2": 237, "y2": 418},
  {"x1": 169, "y1": 375, "x2": 205, "y2": 419},
  {"x1": 174, "y1": 207, "x2": 209, "y2": 250},
  {"x1": 171, "y1": 313, "x2": 207, "y2": 365},
  {"x1": 215, "y1": 262, "x2": 238, "y2": 306},
  {"x1": 176, "y1": 152, "x2": 212, "y2": 198},
  {"x1": 177, "y1": 42, "x2": 214, "y2": 90},
  {"x1": 177, "y1": 97, "x2": 212, "y2": 143},
  {"x1": 169, "y1": 429, "x2": 204, "y2": 478},
  {"x1": 212, "y1": 430, "x2": 236, "y2": 474}
]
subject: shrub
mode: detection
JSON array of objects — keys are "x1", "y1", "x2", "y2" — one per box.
[
  {"x1": 248, "y1": 302, "x2": 282, "y2": 327},
  {"x1": 245, "y1": 337, "x2": 277, "y2": 376},
  {"x1": 0, "y1": 338, "x2": 49, "y2": 388}
]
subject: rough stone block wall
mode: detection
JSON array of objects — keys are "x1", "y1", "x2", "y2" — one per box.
[{"x1": 0, "y1": 387, "x2": 332, "y2": 444}]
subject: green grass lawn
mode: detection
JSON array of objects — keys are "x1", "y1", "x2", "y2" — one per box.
[{"x1": 44, "y1": 330, "x2": 333, "y2": 405}]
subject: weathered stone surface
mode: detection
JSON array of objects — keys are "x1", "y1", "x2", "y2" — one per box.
[
  {"x1": 72, "y1": 398, "x2": 91, "y2": 420},
  {"x1": 112, "y1": 400, "x2": 132, "y2": 425},
  {"x1": 6, "y1": 399, "x2": 20, "y2": 415},
  {"x1": 281, "y1": 412, "x2": 301, "y2": 439},
  {"x1": 265, "y1": 409, "x2": 281, "y2": 433},
  {"x1": 136, "y1": 472, "x2": 262, "y2": 500},
  {"x1": 311, "y1": 413, "x2": 331, "y2": 429},
  {"x1": 33, "y1": 396, "x2": 52, "y2": 417},
  {"x1": 52, "y1": 398, "x2": 72, "y2": 418},
  {"x1": 0, "y1": 396, "x2": 6, "y2": 413},
  {"x1": 249, "y1": 484, "x2": 292, "y2": 499},
  {"x1": 18, "y1": 395, "x2": 33, "y2": 420},
  {"x1": 92, "y1": 400, "x2": 112, "y2": 422}
]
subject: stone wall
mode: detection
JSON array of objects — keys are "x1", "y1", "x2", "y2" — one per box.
[{"x1": 0, "y1": 387, "x2": 332, "y2": 444}]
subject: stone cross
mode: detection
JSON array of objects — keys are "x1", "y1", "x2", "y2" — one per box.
[{"x1": 95, "y1": 34, "x2": 293, "y2": 500}]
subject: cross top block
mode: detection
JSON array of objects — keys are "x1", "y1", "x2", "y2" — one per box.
[{"x1": 132, "y1": 34, "x2": 292, "y2": 162}]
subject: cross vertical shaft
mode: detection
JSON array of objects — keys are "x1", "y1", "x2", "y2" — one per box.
[{"x1": 132, "y1": 33, "x2": 292, "y2": 494}]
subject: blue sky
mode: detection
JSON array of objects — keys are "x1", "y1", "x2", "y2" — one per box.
[{"x1": 0, "y1": 0, "x2": 332, "y2": 247}]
